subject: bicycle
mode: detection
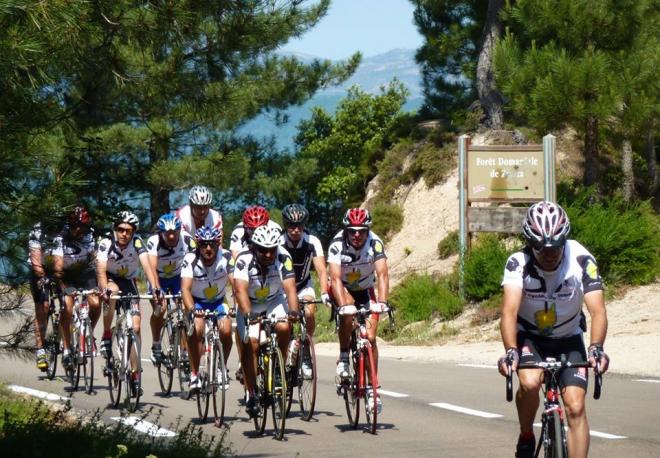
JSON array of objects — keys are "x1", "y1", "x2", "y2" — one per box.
[
  {"x1": 41, "y1": 280, "x2": 63, "y2": 380},
  {"x1": 104, "y1": 292, "x2": 150, "y2": 412},
  {"x1": 505, "y1": 354, "x2": 602, "y2": 458},
  {"x1": 194, "y1": 309, "x2": 228, "y2": 427},
  {"x1": 285, "y1": 299, "x2": 322, "y2": 421},
  {"x1": 246, "y1": 312, "x2": 289, "y2": 440},
  {"x1": 333, "y1": 302, "x2": 394, "y2": 435},
  {"x1": 62, "y1": 287, "x2": 97, "y2": 394},
  {"x1": 153, "y1": 292, "x2": 191, "y2": 396}
]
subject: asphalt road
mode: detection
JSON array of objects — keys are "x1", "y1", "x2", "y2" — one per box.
[{"x1": 2, "y1": 304, "x2": 659, "y2": 457}]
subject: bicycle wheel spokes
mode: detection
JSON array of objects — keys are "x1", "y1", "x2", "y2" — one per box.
[
  {"x1": 298, "y1": 335, "x2": 317, "y2": 421},
  {"x1": 157, "y1": 324, "x2": 174, "y2": 395},
  {"x1": 343, "y1": 347, "x2": 360, "y2": 428},
  {"x1": 45, "y1": 313, "x2": 60, "y2": 380},
  {"x1": 271, "y1": 347, "x2": 287, "y2": 440},
  {"x1": 68, "y1": 327, "x2": 81, "y2": 390},
  {"x1": 197, "y1": 344, "x2": 210, "y2": 421},
  {"x1": 107, "y1": 329, "x2": 122, "y2": 407},
  {"x1": 546, "y1": 410, "x2": 567, "y2": 458},
  {"x1": 212, "y1": 341, "x2": 226, "y2": 427},
  {"x1": 125, "y1": 334, "x2": 142, "y2": 412},
  {"x1": 254, "y1": 355, "x2": 267, "y2": 435},
  {"x1": 364, "y1": 344, "x2": 379, "y2": 435},
  {"x1": 83, "y1": 320, "x2": 94, "y2": 394}
]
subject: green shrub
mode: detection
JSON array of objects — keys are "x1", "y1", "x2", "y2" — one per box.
[
  {"x1": 407, "y1": 142, "x2": 456, "y2": 188},
  {"x1": 564, "y1": 195, "x2": 660, "y2": 285},
  {"x1": 464, "y1": 234, "x2": 514, "y2": 301},
  {"x1": 369, "y1": 202, "x2": 403, "y2": 241},
  {"x1": 437, "y1": 230, "x2": 459, "y2": 259},
  {"x1": 390, "y1": 274, "x2": 464, "y2": 323}
]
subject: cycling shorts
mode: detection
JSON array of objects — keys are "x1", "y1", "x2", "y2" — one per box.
[
  {"x1": 517, "y1": 332, "x2": 588, "y2": 390},
  {"x1": 193, "y1": 297, "x2": 229, "y2": 316},
  {"x1": 296, "y1": 279, "x2": 316, "y2": 300},
  {"x1": 63, "y1": 270, "x2": 96, "y2": 291},
  {"x1": 236, "y1": 295, "x2": 288, "y2": 343},
  {"x1": 108, "y1": 276, "x2": 140, "y2": 309},
  {"x1": 29, "y1": 272, "x2": 59, "y2": 304},
  {"x1": 149, "y1": 276, "x2": 181, "y2": 295},
  {"x1": 349, "y1": 288, "x2": 379, "y2": 321}
]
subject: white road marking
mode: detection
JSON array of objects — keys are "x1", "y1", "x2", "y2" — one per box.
[
  {"x1": 533, "y1": 423, "x2": 627, "y2": 440},
  {"x1": 378, "y1": 389, "x2": 409, "y2": 398},
  {"x1": 141, "y1": 358, "x2": 152, "y2": 363},
  {"x1": 430, "y1": 402, "x2": 502, "y2": 418},
  {"x1": 458, "y1": 363, "x2": 496, "y2": 369},
  {"x1": 632, "y1": 379, "x2": 660, "y2": 384},
  {"x1": 110, "y1": 416, "x2": 176, "y2": 437},
  {"x1": 9, "y1": 384, "x2": 70, "y2": 402}
]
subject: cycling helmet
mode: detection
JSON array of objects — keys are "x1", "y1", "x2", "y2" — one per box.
[
  {"x1": 194, "y1": 226, "x2": 221, "y2": 242},
  {"x1": 189, "y1": 185, "x2": 213, "y2": 206},
  {"x1": 69, "y1": 205, "x2": 90, "y2": 225},
  {"x1": 157, "y1": 213, "x2": 181, "y2": 232},
  {"x1": 522, "y1": 201, "x2": 570, "y2": 249},
  {"x1": 251, "y1": 224, "x2": 281, "y2": 249},
  {"x1": 342, "y1": 208, "x2": 372, "y2": 227},
  {"x1": 115, "y1": 211, "x2": 139, "y2": 230},
  {"x1": 282, "y1": 203, "x2": 309, "y2": 225},
  {"x1": 243, "y1": 205, "x2": 269, "y2": 229}
]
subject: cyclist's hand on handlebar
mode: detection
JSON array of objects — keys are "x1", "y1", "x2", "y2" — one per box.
[
  {"x1": 321, "y1": 292, "x2": 332, "y2": 308},
  {"x1": 287, "y1": 310, "x2": 300, "y2": 323},
  {"x1": 588, "y1": 343, "x2": 610, "y2": 374},
  {"x1": 154, "y1": 287, "x2": 164, "y2": 300},
  {"x1": 37, "y1": 276, "x2": 51, "y2": 290},
  {"x1": 498, "y1": 348, "x2": 519, "y2": 377}
]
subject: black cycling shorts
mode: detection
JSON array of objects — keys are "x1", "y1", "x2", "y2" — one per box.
[
  {"x1": 108, "y1": 276, "x2": 140, "y2": 308},
  {"x1": 517, "y1": 332, "x2": 588, "y2": 390}
]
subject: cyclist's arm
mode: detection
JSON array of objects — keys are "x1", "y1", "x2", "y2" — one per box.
[
  {"x1": 52, "y1": 255, "x2": 65, "y2": 288},
  {"x1": 584, "y1": 289, "x2": 607, "y2": 348},
  {"x1": 329, "y1": 262, "x2": 347, "y2": 306},
  {"x1": 30, "y1": 247, "x2": 46, "y2": 279},
  {"x1": 147, "y1": 252, "x2": 159, "y2": 288},
  {"x1": 181, "y1": 276, "x2": 194, "y2": 313},
  {"x1": 138, "y1": 251, "x2": 159, "y2": 290},
  {"x1": 500, "y1": 284, "x2": 523, "y2": 352},
  {"x1": 374, "y1": 258, "x2": 389, "y2": 303},
  {"x1": 96, "y1": 258, "x2": 109, "y2": 292},
  {"x1": 312, "y1": 255, "x2": 329, "y2": 293},
  {"x1": 234, "y1": 279, "x2": 251, "y2": 316},
  {"x1": 282, "y1": 277, "x2": 299, "y2": 314}
]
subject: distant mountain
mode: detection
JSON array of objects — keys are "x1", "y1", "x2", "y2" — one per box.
[{"x1": 239, "y1": 48, "x2": 423, "y2": 151}]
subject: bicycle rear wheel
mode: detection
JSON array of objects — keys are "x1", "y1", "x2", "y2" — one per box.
[
  {"x1": 197, "y1": 343, "x2": 211, "y2": 421},
  {"x1": 44, "y1": 312, "x2": 60, "y2": 380},
  {"x1": 125, "y1": 334, "x2": 142, "y2": 412},
  {"x1": 364, "y1": 344, "x2": 379, "y2": 434},
  {"x1": 82, "y1": 319, "x2": 94, "y2": 394},
  {"x1": 68, "y1": 326, "x2": 81, "y2": 390},
  {"x1": 298, "y1": 334, "x2": 317, "y2": 421},
  {"x1": 254, "y1": 353, "x2": 268, "y2": 435},
  {"x1": 343, "y1": 346, "x2": 360, "y2": 428},
  {"x1": 175, "y1": 327, "x2": 191, "y2": 398},
  {"x1": 271, "y1": 346, "x2": 287, "y2": 440},
  {"x1": 157, "y1": 323, "x2": 174, "y2": 394},
  {"x1": 211, "y1": 341, "x2": 226, "y2": 427},
  {"x1": 546, "y1": 410, "x2": 567, "y2": 458},
  {"x1": 107, "y1": 328, "x2": 122, "y2": 407}
]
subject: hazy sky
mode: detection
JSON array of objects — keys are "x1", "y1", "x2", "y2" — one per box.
[{"x1": 281, "y1": 0, "x2": 423, "y2": 60}]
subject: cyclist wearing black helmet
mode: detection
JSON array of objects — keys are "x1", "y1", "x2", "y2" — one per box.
[{"x1": 497, "y1": 201, "x2": 610, "y2": 458}]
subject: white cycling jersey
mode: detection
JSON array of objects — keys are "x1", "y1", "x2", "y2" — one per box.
[
  {"x1": 229, "y1": 220, "x2": 283, "y2": 255},
  {"x1": 27, "y1": 223, "x2": 55, "y2": 268},
  {"x1": 233, "y1": 246, "x2": 295, "y2": 305},
  {"x1": 176, "y1": 204, "x2": 222, "y2": 235},
  {"x1": 180, "y1": 249, "x2": 233, "y2": 303},
  {"x1": 327, "y1": 230, "x2": 387, "y2": 291},
  {"x1": 96, "y1": 234, "x2": 147, "y2": 280},
  {"x1": 51, "y1": 226, "x2": 96, "y2": 272},
  {"x1": 501, "y1": 239, "x2": 604, "y2": 338},
  {"x1": 146, "y1": 231, "x2": 195, "y2": 279}
]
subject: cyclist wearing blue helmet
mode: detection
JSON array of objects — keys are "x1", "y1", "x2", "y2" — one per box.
[
  {"x1": 146, "y1": 213, "x2": 196, "y2": 364},
  {"x1": 180, "y1": 226, "x2": 234, "y2": 394}
]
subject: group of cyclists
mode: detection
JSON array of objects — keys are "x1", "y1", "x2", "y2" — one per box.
[
  {"x1": 28, "y1": 185, "x2": 391, "y2": 418},
  {"x1": 28, "y1": 189, "x2": 610, "y2": 457}
]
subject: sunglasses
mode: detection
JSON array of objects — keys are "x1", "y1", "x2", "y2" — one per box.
[
  {"x1": 115, "y1": 226, "x2": 133, "y2": 234},
  {"x1": 532, "y1": 245, "x2": 564, "y2": 256},
  {"x1": 198, "y1": 241, "x2": 218, "y2": 248},
  {"x1": 347, "y1": 228, "x2": 369, "y2": 236},
  {"x1": 285, "y1": 223, "x2": 304, "y2": 230},
  {"x1": 256, "y1": 246, "x2": 277, "y2": 255}
]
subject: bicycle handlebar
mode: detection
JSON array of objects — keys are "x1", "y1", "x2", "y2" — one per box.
[{"x1": 108, "y1": 293, "x2": 179, "y2": 300}]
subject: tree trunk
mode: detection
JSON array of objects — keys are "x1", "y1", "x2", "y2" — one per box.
[
  {"x1": 583, "y1": 116, "x2": 600, "y2": 187},
  {"x1": 476, "y1": 0, "x2": 504, "y2": 129},
  {"x1": 621, "y1": 138, "x2": 634, "y2": 202},
  {"x1": 645, "y1": 126, "x2": 657, "y2": 196}
]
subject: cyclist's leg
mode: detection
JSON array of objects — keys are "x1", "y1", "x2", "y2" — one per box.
[
  {"x1": 216, "y1": 304, "x2": 233, "y2": 366},
  {"x1": 237, "y1": 305, "x2": 261, "y2": 396},
  {"x1": 60, "y1": 291, "x2": 75, "y2": 352},
  {"x1": 270, "y1": 298, "x2": 291, "y2": 359},
  {"x1": 337, "y1": 288, "x2": 356, "y2": 377},
  {"x1": 188, "y1": 302, "x2": 207, "y2": 375},
  {"x1": 101, "y1": 278, "x2": 120, "y2": 341},
  {"x1": 298, "y1": 281, "x2": 316, "y2": 336},
  {"x1": 30, "y1": 275, "x2": 49, "y2": 350},
  {"x1": 516, "y1": 333, "x2": 544, "y2": 437},
  {"x1": 560, "y1": 336, "x2": 590, "y2": 458}
]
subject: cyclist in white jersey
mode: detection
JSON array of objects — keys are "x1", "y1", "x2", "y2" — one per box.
[
  {"x1": 328, "y1": 208, "x2": 389, "y2": 415},
  {"x1": 96, "y1": 211, "x2": 158, "y2": 364},
  {"x1": 497, "y1": 201, "x2": 610, "y2": 458},
  {"x1": 176, "y1": 185, "x2": 223, "y2": 235},
  {"x1": 146, "y1": 213, "x2": 196, "y2": 364},
  {"x1": 181, "y1": 226, "x2": 234, "y2": 393},
  {"x1": 52, "y1": 206, "x2": 100, "y2": 370},
  {"x1": 233, "y1": 224, "x2": 299, "y2": 418}
]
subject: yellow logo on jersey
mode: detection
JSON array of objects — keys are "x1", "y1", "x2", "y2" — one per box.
[
  {"x1": 586, "y1": 260, "x2": 598, "y2": 279},
  {"x1": 134, "y1": 238, "x2": 143, "y2": 249},
  {"x1": 44, "y1": 255, "x2": 55, "y2": 268},
  {"x1": 347, "y1": 270, "x2": 361, "y2": 288},
  {"x1": 535, "y1": 303, "x2": 557, "y2": 336},
  {"x1": 284, "y1": 257, "x2": 293, "y2": 271},
  {"x1": 204, "y1": 283, "x2": 218, "y2": 300},
  {"x1": 255, "y1": 286, "x2": 270, "y2": 302},
  {"x1": 374, "y1": 240, "x2": 383, "y2": 254},
  {"x1": 190, "y1": 239, "x2": 197, "y2": 249},
  {"x1": 117, "y1": 265, "x2": 129, "y2": 278},
  {"x1": 163, "y1": 262, "x2": 176, "y2": 277}
]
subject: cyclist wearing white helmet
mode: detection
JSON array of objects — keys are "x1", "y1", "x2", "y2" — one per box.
[
  {"x1": 497, "y1": 201, "x2": 609, "y2": 458},
  {"x1": 97, "y1": 211, "x2": 158, "y2": 372},
  {"x1": 146, "y1": 213, "x2": 196, "y2": 364},
  {"x1": 176, "y1": 185, "x2": 223, "y2": 235},
  {"x1": 233, "y1": 224, "x2": 299, "y2": 418}
]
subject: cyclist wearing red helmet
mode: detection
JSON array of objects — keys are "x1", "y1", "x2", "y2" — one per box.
[
  {"x1": 229, "y1": 205, "x2": 282, "y2": 259},
  {"x1": 497, "y1": 201, "x2": 610, "y2": 458},
  {"x1": 328, "y1": 207, "x2": 389, "y2": 415}
]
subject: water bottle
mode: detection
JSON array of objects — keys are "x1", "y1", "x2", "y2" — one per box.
[{"x1": 286, "y1": 339, "x2": 300, "y2": 368}]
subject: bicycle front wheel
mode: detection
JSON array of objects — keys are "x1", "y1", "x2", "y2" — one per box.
[
  {"x1": 271, "y1": 346, "x2": 287, "y2": 440},
  {"x1": 45, "y1": 312, "x2": 60, "y2": 380},
  {"x1": 546, "y1": 410, "x2": 567, "y2": 458},
  {"x1": 82, "y1": 319, "x2": 94, "y2": 394},
  {"x1": 197, "y1": 343, "x2": 211, "y2": 421},
  {"x1": 125, "y1": 333, "x2": 142, "y2": 412},
  {"x1": 68, "y1": 326, "x2": 81, "y2": 390},
  {"x1": 298, "y1": 335, "x2": 317, "y2": 421},
  {"x1": 343, "y1": 346, "x2": 360, "y2": 428},
  {"x1": 211, "y1": 341, "x2": 226, "y2": 427},
  {"x1": 364, "y1": 343, "x2": 379, "y2": 435},
  {"x1": 175, "y1": 327, "x2": 190, "y2": 398},
  {"x1": 254, "y1": 352, "x2": 268, "y2": 435},
  {"x1": 107, "y1": 328, "x2": 122, "y2": 407},
  {"x1": 157, "y1": 323, "x2": 174, "y2": 394}
]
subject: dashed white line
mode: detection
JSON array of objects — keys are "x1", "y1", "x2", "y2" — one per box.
[
  {"x1": 9, "y1": 384, "x2": 70, "y2": 402},
  {"x1": 458, "y1": 363, "x2": 496, "y2": 369},
  {"x1": 632, "y1": 379, "x2": 660, "y2": 384},
  {"x1": 533, "y1": 423, "x2": 626, "y2": 440},
  {"x1": 378, "y1": 389, "x2": 409, "y2": 398},
  {"x1": 430, "y1": 402, "x2": 502, "y2": 418},
  {"x1": 141, "y1": 358, "x2": 153, "y2": 363},
  {"x1": 110, "y1": 416, "x2": 176, "y2": 437}
]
